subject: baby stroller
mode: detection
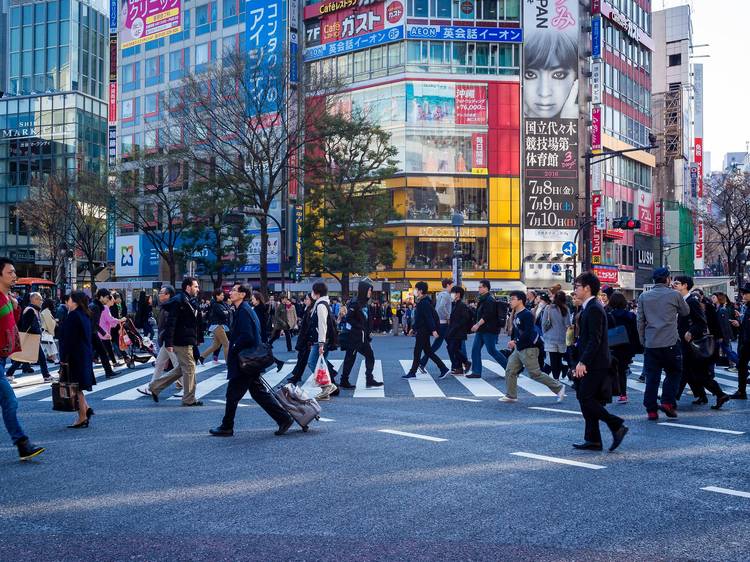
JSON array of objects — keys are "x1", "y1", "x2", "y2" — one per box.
[{"x1": 119, "y1": 318, "x2": 156, "y2": 368}]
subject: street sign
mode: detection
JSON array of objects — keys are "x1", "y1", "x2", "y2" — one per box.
[
  {"x1": 562, "y1": 241, "x2": 577, "y2": 257},
  {"x1": 551, "y1": 264, "x2": 562, "y2": 274},
  {"x1": 596, "y1": 207, "x2": 606, "y2": 230}
]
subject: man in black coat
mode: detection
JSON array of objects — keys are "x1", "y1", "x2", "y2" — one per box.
[
  {"x1": 402, "y1": 281, "x2": 449, "y2": 379},
  {"x1": 673, "y1": 276, "x2": 730, "y2": 409},
  {"x1": 572, "y1": 272, "x2": 628, "y2": 452},
  {"x1": 339, "y1": 281, "x2": 383, "y2": 389},
  {"x1": 446, "y1": 286, "x2": 473, "y2": 374},
  {"x1": 146, "y1": 277, "x2": 204, "y2": 406},
  {"x1": 731, "y1": 284, "x2": 750, "y2": 399}
]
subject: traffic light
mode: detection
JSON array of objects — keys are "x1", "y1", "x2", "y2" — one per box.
[
  {"x1": 611, "y1": 217, "x2": 641, "y2": 230},
  {"x1": 565, "y1": 268, "x2": 573, "y2": 283}
]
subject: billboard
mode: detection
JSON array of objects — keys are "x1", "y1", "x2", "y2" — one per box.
[
  {"x1": 246, "y1": 0, "x2": 286, "y2": 116},
  {"x1": 240, "y1": 228, "x2": 282, "y2": 273},
  {"x1": 318, "y1": 0, "x2": 404, "y2": 44},
  {"x1": 303, "y1": 25, "x2": 403, "y2": 61},
  {"x1": 522, "y1": 0, "x2": 580, "y2": 242},
  {"x1": 120, "y1": 0, "x2": 183, "y2": 50},
  {"x1": 115, "y1": 235, "x2": 160, "y2": 277},
  {"x1": 694, "y1": 137, "x2": 704, "y2": 269},
  {"x1": 406, "y1": 82, "x2": 487, "y2": 126},
  {"x1": 406, "y1": 25, "x2": 522, "y2": 43}
]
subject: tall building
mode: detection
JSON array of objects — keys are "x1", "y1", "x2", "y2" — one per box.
[
  {"x1": 589, "y1": 1, "x2": 656, "y2": 295},
  {"x1": 651, "y1": 3, "x2": 697, "y2": 277},
  {"x1": 302, "y1": 0, "x2": 524, "y2": 292},
  {"x1": 0, "y1": 0, "x2": 109, "y2": 276}
]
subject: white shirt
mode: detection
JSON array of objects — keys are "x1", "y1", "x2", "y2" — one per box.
[{"x1": 583, "y1": 296, "x2": 596, "y2": 310}]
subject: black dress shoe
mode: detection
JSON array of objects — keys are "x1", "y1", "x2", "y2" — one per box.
[
  {"x1": 275, "y1": 417, "x2": 294, "y2": 436},
  {"x1": 182, "y1": 401, "x2": 204, "y2": 407},
  {"x1": 609, "y1": 425, "x2": 629, "y2": 452},
  {"x1": 209, "y1": 426, "x2": 233, "y2": 436},
  {"x1": 730, "y1": 392, "x2": 747, "y2": 400},
  {"x1": 711, "y1": 394, "x2": 731, "y2": 410},
  {"x1": 86, "y1": 408, "x2": 95, "y2": 421},
  {"x1": 366, "y1": 380, "x2": 384, "y2": 388},
  {"x1": 275, "y1": 360, "x2": 285, "y2": 372},
  {"x1": 572, "y1": 441, "x2": 603, "y2": 451},
  {"x1": 692, "y1": 397, "x2": 708, "y2": 405},
  {"x1": 339, "y1": 381, "x2": 356, "y2": 389}
]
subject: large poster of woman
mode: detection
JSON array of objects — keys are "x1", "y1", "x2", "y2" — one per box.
[{"x1": 523, "y1": 0, "x2": 580, "y2": 241}]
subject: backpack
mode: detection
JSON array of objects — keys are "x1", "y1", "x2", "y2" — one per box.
[{"x1": 310, "y1": 301, "x2": 339, "y2": 350}]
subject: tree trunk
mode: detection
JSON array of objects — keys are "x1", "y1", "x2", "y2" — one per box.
[
  {"x1": 341, "y1": 270, "x2": 350, "y2": 301},
  {"x1": 168, "y1": 247, "x2": 177, "y2": 287},
  {"x1": 259, "y1": 219, "x2": 269, "y2": 296},
  {"x1": 88, "y1": 265, "x2": 97, "y2": 294}
]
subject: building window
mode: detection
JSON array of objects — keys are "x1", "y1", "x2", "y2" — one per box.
[
  {"x1": 401, "y1": 186, "x2": 488, "y2": 221},
  {"x1": 668, "y1": 53, "x2": 681, "y2": 67},
  {"x1": 195, "y1": 41, "x2": 215, "y2": 71},
  {"x1": 223, "y1": 0, "x2": 245, "y2": 26},
  {"x1": 170, "y1": 8, "x2": 191, "y2": 43},
  {"x1": 121, "y1": 62, "x2": 140, "y2": 92},
  {"x1": 405, "y1": 238, "x2": 488, "y2": 270},
  {"x1": 8, "y1": 207, "x2": 29, "y2": 236},
  {"x1": 196, "y1": 2, "x2": 217, "y2": 35},
  {"x1": 145, "y1": 55, "x2": 164, "y2": 86},
  {"x1": 169, "y1": 48, "x2": 190, "y2": 81}
]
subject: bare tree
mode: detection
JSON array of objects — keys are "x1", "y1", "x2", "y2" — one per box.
[
  {"x1": 16, "y1": 177, "x2": 70, "y2": 287},
  {"x1": 163, "y1": 48, "x2": 339, "y2": 294},
  {"x1": 111, "y1": 149, "x2": 192, "y2": 286},
  {"x1": 302, "y1": 109, "x2": 398, "y2": 300},
  {"x1": 698, "y1": 170, "x2": 750, "y2": 287}
]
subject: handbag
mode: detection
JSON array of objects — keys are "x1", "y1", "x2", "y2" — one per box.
[
  {"x1": 238, "y1": 343, "x2": 274, "y2": 373},
  {"x1": 607, "y1": 325, "x2": 630, "y2": 347},
  {"x1": 690, "y1": 334, "x2": 715, "y2": 360},
  {"x1": 565, "y1": 325, "x2": 575, "y2": 347},
  {"x1": 10, "y1": 329, "x2": 41, "y2": 363},
  {"x1": 51, "y1": 363, "x2": 78, "y2": 412},
  {"x1": 314, "y1": 355, "x2": 331, "y2": 387}
]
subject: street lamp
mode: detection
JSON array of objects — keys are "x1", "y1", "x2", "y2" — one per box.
[{"x1": 451, "y1": 211, "x2": 464, "y2": 287}]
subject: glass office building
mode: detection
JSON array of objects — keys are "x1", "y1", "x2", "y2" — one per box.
[{"x1": 0, "y1": 0, "x2": 108, "y2": 274}]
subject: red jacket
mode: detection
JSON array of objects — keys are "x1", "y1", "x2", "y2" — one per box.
[{"x1": 0, "y1": 292, "x2": 21, "y2": 358}]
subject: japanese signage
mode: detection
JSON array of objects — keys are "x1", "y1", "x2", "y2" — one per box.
[
  {"x1": 591, "y1": 15, "x2": 602, "y2": 58},
  {"x1": 600, "y1": 1, "x2": 655, "y2": 51},
  {"x1": 240, "y1": 228, "x2": 281, "y2": 273},
  {"x1": 523, "y1": 0, "x2": 580, "y2": 242},
  {"x1": 455, "y1": 85, "x2": 487, "y2": 125},
  {"x1": 694, "y1": 137, "x2": 704, "y2": 269},
  {"x1": 406, "y1": 82, "x2": 486, "y2": 126},
  {"x1": 107, "y1": 193, "x2": 117, "y2": 262},
  {"x1": 120, "y1": 0, "x2": 183, "y2": 50},
  {"x1": 246, "y1": 0, "x2": 286, "y2": 116},
  {"x1": 593, "y1": 265, "x2": 618, "y2": 285},
  {"x1": 110, "y1": 0, "x2": 118, "y2": 33},
  {"x1": 318, "y1": 0, "x2": 403, "y2": 44},
  {"x1": 471, "y1": 133, "x2": 487, "y2": 173},
  {"x1": 109, "y1": 83, "x2": 118, "y2": 123},
  {"x1": 108, "y1": 126, "x2": 117, "y2": 167},
  {"x1": 637, "y1": 189, "x2": 655, "y2": 236},
  {"x1": 591, "y1": 194, "x2": 602, "y2": 264},
  {"x1": 303, "y1": 25, "x2": 403, "y2": 61},
  {"x1": 694, "y1": 138, "x2": 703, "y2": 198},
  {"x1": 591, "y1": 60, "x2": 603, "y2": 105},
  {"x1": 406, "y1": 24, "x2": 523, "y2": 43},
  {"x1": 110, "y1": 36, "x2": 118, "y2": 82},
  {"x1": 295, "y1": 205, "x2": 304, "y2": 280},
  {"x1": 591, "y1": 106, "x2": 602, "y2": 151}
]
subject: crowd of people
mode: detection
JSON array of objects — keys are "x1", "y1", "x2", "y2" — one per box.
[{"x1": 1, "y1": 252, "x2": 748, "y2": 461}]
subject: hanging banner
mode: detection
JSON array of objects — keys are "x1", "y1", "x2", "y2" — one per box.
[
  {"x1": 591, "y1": 106, "x2": 602, "y2": 151},
  {"x1": 317, "y1": 0, "x2": 403, "y2": 44},
  {"x1": 471, "y1": 133, "x2": 487, "y2": 174},
  {"x1": 109, "y1": 83, "x2": 118, "y2": 123},
  {"x1": 455, "y1": 84, "x2": 487, "y2": 125},
  {"x1": 694, "y1": 137, "x2": 704, "y2": 270},
  {"x1": 523, "y1": 0, "x2": 580, "y2": 242},
  {"x1": 591, "y1": 194, "x2": 602, "y2": 264},
  {"x1": 120, "y1": 0, "x2": 183, "y2": 49}
]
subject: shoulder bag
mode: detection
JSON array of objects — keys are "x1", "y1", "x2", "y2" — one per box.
[
  {"x1": 10, "y1": 309, "x2": 41, "y2": 363},
  {"x1": 607, "y1": 325, "x2": 630, "y2": 347},
  {"x1": 690, "y1": 334, "x2": 715, "y2": 360}
]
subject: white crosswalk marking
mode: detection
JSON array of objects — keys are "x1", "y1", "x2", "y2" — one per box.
[
  {"x1": 398, "y1": 360, "x2": 445, "y2": 398},
  {"x1": 261, "y1": 362, "x2": 296, "y2": 388},
  {"x1": 481, "y1": 360, "x2": 556, "y2": 397},
  {"x1": 39, "y1": 366, "x2": 155, "y2": 401},
  {"x1": 453, "y1": 373, "x2": 505, "y2": 397},
  {"x1": 354, "y1": 359, "x2": 385, "y2": 398},
  {"x1": 169, "y1": 371, "x2": 228, "y2": 401},
  {"x1": 14, "y1": 365, "x2": 111, "y2": 398},
  {"x1": 104, "y1": 361, "x2": 224, "y2": 400}
]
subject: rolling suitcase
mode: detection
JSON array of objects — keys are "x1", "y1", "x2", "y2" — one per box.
[{"x1": 263, "y1": 379, "x2": 321, "y2": 432}]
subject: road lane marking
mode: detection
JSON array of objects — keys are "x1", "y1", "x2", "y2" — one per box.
[
  {"x1": 511, "y1": 452, "x2": 605, "y2": 470},
  {"x1": 378, "y1": 429, "x2": 447, "y2": 442},
  {"x1": 701, "y1": 486, "x2": 750, "y2": 499},
  {"x1": 39, "y1": 365, "x2": 154, "y2": 401},
  {"x1": 529, "y1": 407, "x2": 583, "y2": 415},
  {"x1": 319, "y1": 417, "x2": 335, "y2": 422},
  {"x1": 354, "y1": 359, "x2": 385, "y2": 398},
  {"x1": 446, "y1": 396, "x2": 482, "y2": 403},
  {"x1": 658, "y1": 422, "x2": 744, "y2": 435},
  {"x1": 105, "y1": 361, "x2": 224, "y2": 401},
  {"x1": 262, "y1": 362, "x2": 296, "y2": 388},
  {"x1": 453, "y1": 373, "x2": 505, "y2": 397},
  {"x1": 398, "y1": 360, "x2": 446, "y2": 398}
]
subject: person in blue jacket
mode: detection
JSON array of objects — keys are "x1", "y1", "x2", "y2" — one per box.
[{"x1": 210, "y1": 284, "x2": 293, "y2": 437}]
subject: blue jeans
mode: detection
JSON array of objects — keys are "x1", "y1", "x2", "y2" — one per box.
[
  {"x1": 0, "y1": 357, "x2": 27, "y2": 445},
  {"x1": 642, "y1": 344, "x2": 682, "y2": 412},
  {"x1": 720, "y1": 340, "x2": 739, "y2": 365},
  {"x1": 307, "y1": 344, "x2": 330, "y2": 377},
  {"x1": 471, "y1": 332, "x2": 508, "y2": 375}
]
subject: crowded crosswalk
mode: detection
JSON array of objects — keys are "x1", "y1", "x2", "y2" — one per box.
[{"x1": 10, "y1": 353, "x2": 742, "y2": 403}]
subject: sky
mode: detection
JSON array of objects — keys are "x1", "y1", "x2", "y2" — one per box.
[{"x1": 688, "y1": 0, "x2": 750, "y2": 171}]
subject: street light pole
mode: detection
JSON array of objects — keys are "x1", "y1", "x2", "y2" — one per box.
[{"x1": 451, "y1": 212, "x2": 464, "y2": 287}]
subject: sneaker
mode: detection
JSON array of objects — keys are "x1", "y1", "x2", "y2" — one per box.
[
  {"x1": 465, "y1": 373, "x2": 482, "y2": 379},
  {"x1": 647, "y1": 411, "x2": 658, "y2": 421},
  {"x1": 617, "y1": 395, "x2": 628, "y2": 405},
  {"x1": 556, "y1": 386, "x2": 566, "y2": 403},
  {"x1": 637, "y1": 375, "x2": 645, "y2": 383},
  {"x1": 401, "y1": 373, "x2": 416, "y2": 379},
  {"x1": 438, "y1": 370, "x2": 451, "y2": 380},
  {"x1": 315, "y1": 384, "x2": 337, "y2": 400},
  {"x1": 417, "y1": 365, "x2": 428, "y2": 375},
  {"x1": 450, "y1": 369, "x2": 464, "y2": 375},
  {"x1": 658, "y1": 404, "x2": 678, "y2": 418},
  {"x1": 499, "y1": 396, "x2": 518, "y2": 403},
  {"x1": 726, "y1": 367, "x2": 738, "y2": 373}
]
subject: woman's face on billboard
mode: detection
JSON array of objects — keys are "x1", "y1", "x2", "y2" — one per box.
[{"x1": 524, "y1": 66, "x2": 576, "y2": 119}]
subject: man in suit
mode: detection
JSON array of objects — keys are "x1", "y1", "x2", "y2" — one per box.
[
  {"x1": 673, "y1": 276, "x2": 730, "y2": 410},
  {"x1": 572, "y1": 272, "x2": 628, "y2": 452},
  {"x1": 210, "y1": 284, "x2": 293, "y2": 437}
]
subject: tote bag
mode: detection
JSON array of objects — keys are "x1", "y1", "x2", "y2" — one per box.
[{"x1": 10, "y1": 330, "x2": 41, "y2": 363}]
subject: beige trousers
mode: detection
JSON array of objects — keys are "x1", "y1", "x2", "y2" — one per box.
[
  {"x1": 504, "y1": 347, "x2": 563, "y2": 400},
  {"x1": 149, "y1": 345, "x2": 197, "y2": 405},
  {"x1": 201, "y1": 326, "x2": 229, "y2": 361}
]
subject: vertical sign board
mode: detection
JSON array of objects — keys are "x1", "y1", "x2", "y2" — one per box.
[
  {"x1": 246, "y1": 0, "x2": 286, "y2": 117},
  {"x1": 591, "y1": 15, "x2": 602, "y2": 58},
  {"x1": 108, "y1": 126, "x2": 117, "y2": 167},
  {"x1": 591, "y1": 60, "x2": 602, "y2": 105},
  {"x1": 591, "y1": 194, "x2": 602, "y2": 264},
  {"x1": 110, "y1": 0, "x2": 118, "y2": 33},
  {"x1": 591, "y1": 106, "x2": 602, "y2": 151},
  {"x1": 694, "y1": 137, "x2": 704, "y2": 270},
  {"x1": 294, "y1": 204, "x2": 303, "y2": 280},
  {"x1": 523, "y1": 0, "x2": 580, "y2": 242}
]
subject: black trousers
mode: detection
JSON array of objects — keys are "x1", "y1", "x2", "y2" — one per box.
[
  {"x1": 340, "y1": 340, "x2": 375, "y2": 383},
  {"x1": 408, "y1": 332, "x2": 447, "y2": 375},
  {"x1": 548, "y1": 351, "x2": 566, "y2": 380},
  {"x1": 677, "y1": 342, "x2": 725, "y2": 401},
  {"x1": 576, "y1": 369, "x2": 623, "y2": 444},
  {"x1": 610, "y1": 348, "x2": 632, "y2": 396},
  {"x1": 736, "y1": 344, "x2": 750, "y2": 395},
  {"x1": 270, "y1": 329, "x2": 293, "y2": 352},
  {"x1": 447, "y1": 338, "x2": 468, "y2": 370},
  {"x1": 92, "y1": 337, "x2": 114, "y2": 377},
  {"x1": 222, "y1": 372, "x2": 291, "y2": 429}
]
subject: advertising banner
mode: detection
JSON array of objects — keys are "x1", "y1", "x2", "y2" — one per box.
[
  {"x1": 523, "y1": 0, "x2": 580, "y2": 242},
  {"x1": 318, "y1": 0, "x2": 403, "y2": 44},
  {"x1": 303, "y1": 25, "x2": 403, "y2": 61},
  {"x1": 695, "y1": 137, "x2": 703, "y2": 197},
  {"x1": 591, "y1": 60, "x2": 603, "y2": 105},
  {"x1": 591, "y1": 106, "x2": 602, "y2": 151},
  {"x1": 110, "y1": 0, "x2": 118, "y2": 33},
  {"x1": 593, "y1": 265, "x2": 618, "y2": 285},
  {"x1": 591, "y1": 194, "x2": 602, "y2": 263},
  {"x1": 635, "y1": 233, "x2": 658, "y2": 288},
  {"x1": 107, "y1": 193, "x2": 116, "y2": 263},
  {"x1": 637, "y1": 189, "x2": 655, "y2": 235},
  {"x1": 694, "y1": 137, "x2": 704, "y2": 269},
  {"x1": 108, "y1": 126, "x2": 117, "y2": 167},
  {"x1": 109, "y1": 83, "x2": 118, "y2": 123},
  {"x1": 120, "y1": 0, "x2": 183, "y2": 49},
  {"x1": 471, "y1": 133, "x2": 487, "y2": 173},
  {"x1": 295, "y1": 205, "x2": 304, "y2": 280},
  {"x1": 406, "y1": 82, "x2": 487, "y2": 126},
  {"x1": 246, "y1": 0, "x2": 286, "y2": 116},
  {"x1": 455, "y1": 84, "x2": 487, "y2": 125},
  {"x1": 240, "y1": 229, "x2": 281, "y2": 273},
  {"x1": 591, "y1": 15, "x2": 602, "y2": 58},
  {"x1": 115, "y1": 235, "x2": 160, "y2": 277},
  {"x1": 406, "y1": 24, "x2": 522, "y2": 43},
  {"x1": 109, "y1": 36, "x2": 118, "y2": 82}
]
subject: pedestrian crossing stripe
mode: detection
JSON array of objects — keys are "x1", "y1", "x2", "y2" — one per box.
[{"x1": 11, "y1": 357, "x2": 741, "y2": 402}]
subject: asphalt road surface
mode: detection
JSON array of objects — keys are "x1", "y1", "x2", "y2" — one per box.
[{"x1": 1, "y1": 334, "x2": 748, "y2": 561}]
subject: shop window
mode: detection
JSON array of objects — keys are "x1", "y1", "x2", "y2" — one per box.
[
  {"x1": 405, "y1": 238, "x2": 488, "y2": 270},
  {"x1": 401, "y1": 186, "x2": 488, "y2": 221},
  {"x1": 405, "y1": 132, "x2": 475, "y2": 174}
]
